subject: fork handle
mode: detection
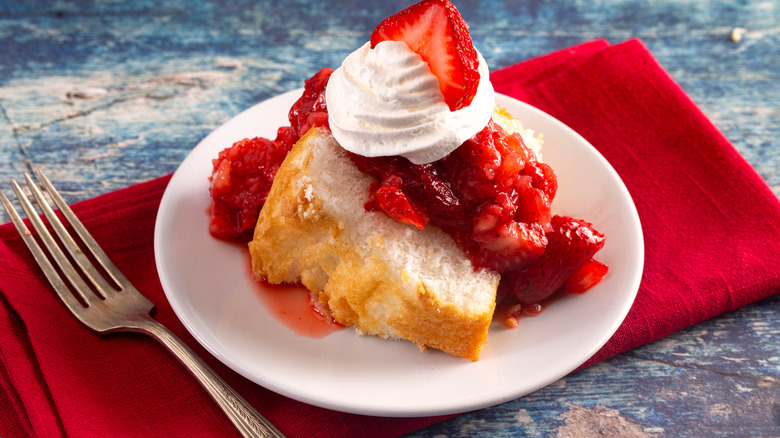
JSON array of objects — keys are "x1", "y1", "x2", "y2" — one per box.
[{"x1": 133, "y1": 315, "x2": 286, "y2": 438}]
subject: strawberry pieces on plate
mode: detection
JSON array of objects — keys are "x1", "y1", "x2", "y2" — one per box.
[
  {"x1": 501, "y1": 215, "x2": 607, "y2": 306},
  {"x1": 208, "y1": 68, "x2": 333, "y2": 242},
  {"x1": 564, "y1": 258, "x2": 609, "y2": 294},
  {"x1": 209, "y1": 136, "x2": 292, "y2": 241},
  {"x1": 370, "y1": 0, "x2": 480, "y2": 111}
]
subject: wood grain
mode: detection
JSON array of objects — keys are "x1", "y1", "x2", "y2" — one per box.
[{"x1": 0, "y1": 1, "x2": 778, "y2": 437}]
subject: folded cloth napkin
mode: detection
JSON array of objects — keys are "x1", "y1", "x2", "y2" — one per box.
[{"x1": 1, "y1": 38, "x2": 778, "y2": 438}]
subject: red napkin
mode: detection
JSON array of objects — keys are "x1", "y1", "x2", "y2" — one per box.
[{"x1": 1, "y1": 39, "x2": 778, "y2": 437}]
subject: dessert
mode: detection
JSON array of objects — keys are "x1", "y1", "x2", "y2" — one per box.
[{"x1": 208, "y1": 0, "x2": 607, "y2": 360}]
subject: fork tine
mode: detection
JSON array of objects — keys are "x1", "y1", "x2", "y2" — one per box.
[
  {"x1": 24, "y1": 171, "x2": 116, "y2": 298},
  {"x1": 0, "y1": 185, "x2": 92, "y2": 313},
  {"x1": 34, "y1": 168, "x2": 133, "y2": 291}
]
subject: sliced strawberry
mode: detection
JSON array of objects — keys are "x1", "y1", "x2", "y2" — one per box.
[
  {"x1": 502, "y1": 215, "x2": 606, "y2": 305},
  {"x1": 210, "y1": 157, "x2": 232, "y2": 197},
  {"x1": 288, "y1": 68, "x2": 333, "y2": 137},
  {"x1": 510, "y1": 160, "x2": 556, "y2": 221},
  {"x1": 208, "y1": 136, "x2": 292, "y2": 241},
  {"x1": 374, "y1": 185, "x2": 428, "y2": 229},
  {"x1": 563, "y1": 258, "x2": 609, "y2": 294},
  {"x1": 370, "y1": 0, "x2": 480, "y2": 111},
  {"x1": 466, "y1": 220, "x2": 548, "y2": 271}
]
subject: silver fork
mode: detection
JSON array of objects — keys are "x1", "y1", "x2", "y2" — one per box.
[{"x1": 0, "y1": 169, "x2": 286, "y2": 438}]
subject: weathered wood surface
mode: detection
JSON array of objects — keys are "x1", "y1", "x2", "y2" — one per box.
[{"x1": 0, "y1": 1, "x2": 778, "y2": 437}]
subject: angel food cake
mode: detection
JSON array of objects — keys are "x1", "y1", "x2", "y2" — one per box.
[{"x1": 207, "y1": 0, "x2": 607, "y2": 360}]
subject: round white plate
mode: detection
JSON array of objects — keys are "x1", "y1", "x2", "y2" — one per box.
[{"x1": 154, "y1": 91, "x2": 644, "y2": 417}]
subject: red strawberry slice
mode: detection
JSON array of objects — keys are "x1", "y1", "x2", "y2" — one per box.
[
  {"x1": 370, "y1": 0, "x2": 480, "y2": 111},
  {"x1": 373, "y1": 185, "x2": 429, "y2": 229},
  {"x1": 563, "y1": 258, "x2": 609, "y2": 294},
  {"x1": 502, "y1": 215, "x2": 607, "y2": 305}
]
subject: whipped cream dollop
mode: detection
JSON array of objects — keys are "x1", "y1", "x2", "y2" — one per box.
[{"x1": 325, "y1": 40, "x2": 495, "y2": 165}]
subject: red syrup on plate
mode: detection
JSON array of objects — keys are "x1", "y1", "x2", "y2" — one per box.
[
  {"x1": 250, "y1": 281, "x2": 344, "y2": 338},
  {"x1": 242, "y1": 256, "x2": 343, "y2": 338}
]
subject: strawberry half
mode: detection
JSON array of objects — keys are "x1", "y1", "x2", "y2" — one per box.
[
  {"x1": 501, "y1": 215, "x2": 607, "y2": 305},
  {"x1": 370, "y1": 0, "x2": 480, "y2": 111}
]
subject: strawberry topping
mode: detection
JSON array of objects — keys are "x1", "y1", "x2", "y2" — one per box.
[
  {"x1": 499, "y1": 215, "x2": 607, "y2": 306},
  {"x1": 350, "y1": 120, "x2": 555, "y2": 272},
  {"x1": 208, "y1": 135, "x2": 291, "y2": 241},
  {"x1": 370, "y1": 0, "x2": 480, "y2": 111},
  {"x1": 563, "y1": 258, "x2": 609, "y2": 294},
  {"x1": 208, "y1": 68, "x2": 333, "y2": 241},
  {"x1": 368, "y1": 183, "x2": 429, "y2": 230}
]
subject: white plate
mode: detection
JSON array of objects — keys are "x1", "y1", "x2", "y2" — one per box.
[{"x1": 154, "y1": 91, "x2": 644, "y2": 417}]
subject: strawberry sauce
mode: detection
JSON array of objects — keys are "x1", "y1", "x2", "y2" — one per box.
[
  {"x1": 249, "y1": 279, "x2": 343, "y2": 338},
  {"x1": 208, "y1": 68, "x2": 333, "y2": 241}
]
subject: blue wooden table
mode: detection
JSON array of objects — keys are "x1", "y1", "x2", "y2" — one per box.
[{"x1": 1, "y1": 1, "x2": 778, "y2": 437}]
